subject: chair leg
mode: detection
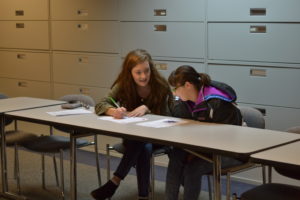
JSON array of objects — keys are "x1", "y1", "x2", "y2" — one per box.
[
  {"x1": 15, "y1": 144, "x2": 21, "y2": 194},
  {"x1": 207, "y1": 175, "x2": 213, "y2": 200},
  {"x1": 226, "y1": 172, "x2": 231, "y2": 200},
  {"x1": 262, "y1": 165, "x2": 266, "y2": 184},
  {"x1": 268, "y1": 166, "x2": 272, "y2": 183},
  {"x1": 94, "y1": 135, "x2": 101, "y2": 186},
  {"x1": 53, "y1": 154, "x2": 60, "y2": 186},
  {"x1": 106, "y1": 144, "x2": 111, "y2": 181},
  {"x1": 150, "y1": 155, "x2": 155, "y2": 200},
  {"x1": 42, "y1": 154, "x2": 46, "y2": 189},
  {"x1": 60, "y1": 149, "x2": 65, "y2": 200}
]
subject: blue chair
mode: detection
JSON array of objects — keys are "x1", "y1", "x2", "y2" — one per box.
[
  {"x1": 19, "y1": 94, "x2": 101, "y2": 199},
  {"x1": 0, "y1": 93, "x2": 38, "y2": 194}
]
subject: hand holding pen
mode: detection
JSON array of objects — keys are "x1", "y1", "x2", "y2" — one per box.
[{"x1": 109, "y1": 97, "x2": 127, "y2": 119}]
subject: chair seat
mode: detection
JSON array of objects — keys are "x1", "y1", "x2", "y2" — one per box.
[
  {"x1": 112, "y1": 143, "x2": 170, "y2": 155},
  {"x1": 22, "y1": 135, "x2": 89, "y2": 153},
  {"x1": 241, "y1": 183, "x2": 300, "y2": 200},
  {"x1": 5, "y1": 130, "x2": 38, "y2": 146}
]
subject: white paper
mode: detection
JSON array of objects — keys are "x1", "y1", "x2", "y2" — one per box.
[
  {"x1": 47, "y1": 108, "x2": 93, "y2": 116},
  {"x1": 137, "y1": 118, "x2": 187, "y2": 128},
  {"x1": 98, "y1": 116, "x2": 147, "y2": 124}
]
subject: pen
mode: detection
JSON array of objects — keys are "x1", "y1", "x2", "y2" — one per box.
[{"x1": 109, "y1": 97, "x2": 120, "y2": 108}]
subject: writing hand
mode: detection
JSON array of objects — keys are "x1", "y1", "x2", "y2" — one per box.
[
  {"x1": 127, "y1": 105, "x2": 149, "y2": 117},
  {"x1": 112, "y1": 107, "x2": 127, "y2": 119}
]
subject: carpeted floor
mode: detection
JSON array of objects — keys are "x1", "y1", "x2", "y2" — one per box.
[{"x1": 0, "y1": 147, "x2": 255, "y2": 200}]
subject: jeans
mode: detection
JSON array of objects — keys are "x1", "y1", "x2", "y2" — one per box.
[
  {"x1": 165, "y1": 148, "x2": 243, "y2": 200},
  {"x1": 114, "y1": 140, "x2": 153, "y2": 197}
]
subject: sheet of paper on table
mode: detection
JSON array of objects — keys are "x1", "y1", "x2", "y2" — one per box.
[
  {"x1": 47, "y1": 108, "x2": 93, "y2": 116},
  {"x1": 98, "y1": 116, "x2": 148, "y2": 124},
  {"x1": 137, "y1": 118, "x2": 188, "y2": 128}
]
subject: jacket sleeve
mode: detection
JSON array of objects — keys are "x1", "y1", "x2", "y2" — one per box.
[
  {"x1": 94, "y1": 85, "x2": 119, "y2": 116},
  {"x1": 207, "y1": 99, "x2": 242, "y2": 125},
  {"x1": 170, "y1": 100, "x2": 193, "y2": 119}
]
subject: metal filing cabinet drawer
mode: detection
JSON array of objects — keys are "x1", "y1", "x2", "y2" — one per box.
[
  {"x1": 208, "y1": 64, "x2": 300, "y2": 108},
  {"x1": 208, "y1": 0, "x2": 300, "y2": 22},
  {"x1": 51, "y1": 0, "x2": 118, "y2": 20},
  {"x1": 0, "y1": 0, "x2": 48, "y2": 20},
  {"x1": 0, "y1": 21, "x2": 49, "y2": 50},
  {"x1": 120, "y1": 0, "x2": 205, "y2": 21},
  {"x1": 121, "y1": 22, "x2": 205, "y2": 59},
  {"x1": 0, "y1": 50, "x2": 50, "y2": 81},
  {"x1": 239, "y1": 103, "x2": 300, "y2": 131},
  {"x1": 53, "y1": 83, "x2": 110, "y2": 103},
  {"x1": 208, "y1": 23, "x2": 300, "y2": 64},
  {"x1": 53, "y1": 52, "x2": 121, "y2": 87},
  {"x1": 52, "y1": 21, "x2": 119, "y2": 53},
  {"x1": 154, "y1": 60, "x2": 205, "y2": 80},
  {"x1": 0, "y1": 78, "x2": 51, "y2": 98}
]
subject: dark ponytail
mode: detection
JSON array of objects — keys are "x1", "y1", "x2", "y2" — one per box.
[{"x1": 168, "y1": 65, "x2": 211, "y2": 91}]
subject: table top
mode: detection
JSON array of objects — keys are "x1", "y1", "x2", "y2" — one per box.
[
  {"x1": 5, "y1": 105, "x2": 300, "y2": 158},
  {"x1": 0, "y1": 97, "x2": 64, "y2": 113},
  {"x1": 250, "y1": 141, "x2": 300, "y2": 169}
]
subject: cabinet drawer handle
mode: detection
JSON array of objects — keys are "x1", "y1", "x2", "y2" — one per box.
[
  {"x1": 15, "y1": 10, "x2": 24, "y2": 16},
  {"x1": 250, "y1": 69, "x2": 266, "y2": 77},
  {"x1": 154, "y1": 25, "x2": 167, "y2": 32},
  {"x1": 155, "y1": 63, "x2": 168, "y2": 70},
  {"x1": 17, "y1": 54, "x2": 26, "y2": 59},
  {"x1": 16, "y1": 23, "x2": 25, "y2": 28},
  {"x1": 79, "y1": 88, "x2": 90, "y2": 94},
  {"x1": 78, "y1": 57, "x2": 89, "y2": 63},
  {"x1": 154, "y1": 9, "x2": 167, "y2": 16},
  {"x1": 77, "y1": 24, "x2": 88, "y2": 30},
  {"x1": 250, "y1": 8, "x2": 266, "y2": 16},
  {"x1": 250, "y1": 25, "x2": 266, "y2": 33},
  {"x1": 18, "y1": 81, "x2": 28, "y2": 87},
  {"x1": 77, "y1": 9, "x2": 88, "y2": 16}
]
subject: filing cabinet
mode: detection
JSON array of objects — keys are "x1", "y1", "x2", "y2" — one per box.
[
  {"x1": 0, "y1": 21, "x2": 49, "y2": 50},
  {"x1": 0, "y1": 78, "x2": 51, "y2": 98},
  {"x1": 53, "y1": 52, "x2": 121, "y2": 87},
  {"x1": 120, "y1": 0, "x2": 205, "y2": 21},
  {"x1": 0, "y1": 0, "x2": 48, "y2": 20},
  {"x1": 0, "y1": 50, "x2": 50, "y2": 81},
  {"x1": 207, "y1": 0, "x2": 300, "y2": 131},
  {"x1": 51, "y1": 0, "x2": 118, "y2": 20},
  {"x1": 207, "y1": 0, "x2": 300, "y2": 22},
  {"x1": 208, "y1": 64, "x2": 300, "y2": 108},
  {"x1": 208, "y1": 23, "x2": 300, "y2": 64},
  {"x1": 121, "y1": 22, "x2": 205, "y2": 60},
  {"x1": 52, "y1": 21, "x2": 119, "y2": 53}
]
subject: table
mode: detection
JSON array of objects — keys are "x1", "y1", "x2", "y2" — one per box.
[
  {"x1": 0, "y1": 97, "x2": 64, "y2": 199},
  {"x1": 250, "y1": 141, "x2": 300, "y2": 169},
  {"x1": 5, "y1": 105, "x2": 300, "y2": 200}
]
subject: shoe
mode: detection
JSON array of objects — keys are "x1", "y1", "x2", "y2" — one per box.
[{"x1": 90, "y1": 180, "x2": 119, "y2": 200}]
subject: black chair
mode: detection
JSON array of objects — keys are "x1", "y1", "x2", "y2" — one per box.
[
  {"x1": 0, "y1": 93, "x2": 39, "y2": 194},
  {"x1": 187, "y1": 106, "x2": 265, "y2": 200},
  {"x1": 106, "y1": 142, "x2": 171, "y2": 200},
  {"x1": 240, "y1": 126, "x2": 300, "y2": 200},
  {"x1": 19, "y1": 94, "x2": 101, "y2": 199}
]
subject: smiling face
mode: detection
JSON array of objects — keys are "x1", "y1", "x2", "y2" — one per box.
[{"x1": 131, "y1": 61, "x2": 151, "y2": 87}]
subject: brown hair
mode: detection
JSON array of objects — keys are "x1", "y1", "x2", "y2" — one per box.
[
  {"x1": 168, "y1": 65, "x2": 211, "y2": 91},
  {"x1": 112, "y1": 49, "x2": 173, "y2": 114}
]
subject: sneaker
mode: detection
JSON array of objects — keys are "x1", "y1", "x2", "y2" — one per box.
[{"x1": 90, "y1": 180, "x2": 119, "y2": 200}]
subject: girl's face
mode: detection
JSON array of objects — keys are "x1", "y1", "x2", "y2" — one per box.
[
  {"x1": 131, "y1": 61, "x2": 151, "y2": 87},
  {"x1": 174, "y1": 82, "x2": 197, "y2": 102}
]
